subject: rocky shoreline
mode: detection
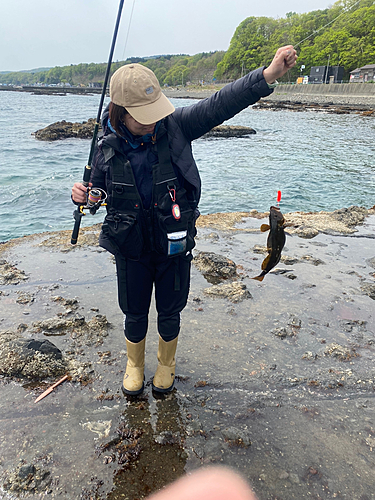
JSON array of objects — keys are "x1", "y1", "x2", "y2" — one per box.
[
  {"x1": 163, "y1": 85, "x2": 375, "y2": 112},
  {"x1": 33, "y1": 122, "x2": 256, "y2": 141},
  {"x1": 260, "y1": 87, "x2": 375, "y2": 114},
  {"x1": 0, "y1": 206, "x2": 375, "y2": 499},
  {"x1": 254, "y1": 98, "x2": 375, "y2": 115},
  {"x1": 30, "y1": 85, "x2": 375, "y2": 142}
]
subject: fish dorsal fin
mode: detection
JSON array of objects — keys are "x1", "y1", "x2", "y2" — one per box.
[{"x1": 260, "y1": 224, "x2": 270, "y2": 232}]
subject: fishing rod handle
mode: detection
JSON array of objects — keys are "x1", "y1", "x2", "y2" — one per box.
[{"x1": 71, "y1": 207, "x2": 84, "y2": 245}]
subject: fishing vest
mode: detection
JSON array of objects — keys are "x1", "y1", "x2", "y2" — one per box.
[{"x1": 100, "y1": 132, "x2": 196, "y2": 260}]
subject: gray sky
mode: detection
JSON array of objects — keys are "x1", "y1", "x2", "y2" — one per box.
[{"x1": 1, "y1": 0, "x2": 334, "y2": 72}]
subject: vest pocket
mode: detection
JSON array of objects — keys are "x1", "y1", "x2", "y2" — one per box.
[
  {"x1": 155, "y1": 207, "x2": 196, "y2": 256},
  {"x1": 101, "y1": 211, "x2": 144, "y2": 259},
  {"x1": 167, "y1": 230, "x2": 187, "y2": 256}
]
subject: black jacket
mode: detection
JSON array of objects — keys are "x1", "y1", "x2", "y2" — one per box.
[{"x1": 90, "y1": 66, "x2": 273, "y2": 212}]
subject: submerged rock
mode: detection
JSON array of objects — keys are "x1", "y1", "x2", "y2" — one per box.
[
  {"x1": 32, "y1": 315, "x2": 86, "y2": 334},
  {"x1": 360, "y1": 282, "x2": 375, "y2": 300},
  {"x1": 31, "y1": 314, "x2": 110, "y2": 345},
  {"x1": 203, "y1": 281, "x2": 252, "y2": 303},
  {"x1": 222, "y1": 426, "x2": 252, "y2": 446},
  {"x1": 3, "y1": 462, "x2": 51, "y2": 494},
  {"x1": 324, "y1": 342, "x2": 357, "y2": 361}
]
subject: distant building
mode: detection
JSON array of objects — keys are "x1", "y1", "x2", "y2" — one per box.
[
  {"x1": 88, "y1": 82, "x2": 102, "y2": 88},
  {"x1": 349, "y1": 68, "x2": 361, "y2": 82},
  {"x1": 309, "y1": 66, "x2": 344, "y2": 84},
  {"x1": 349, "y1": 64, "x2": 375, "y2": 82}
]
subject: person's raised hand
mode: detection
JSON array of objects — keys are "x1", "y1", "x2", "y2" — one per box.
[{"x1": 263, "y1": 45, "x2": 297, "y2": 84}]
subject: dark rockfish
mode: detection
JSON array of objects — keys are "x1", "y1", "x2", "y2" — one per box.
[{"x1": 252, "y1": 206, "x2": 286, "y2": 281}]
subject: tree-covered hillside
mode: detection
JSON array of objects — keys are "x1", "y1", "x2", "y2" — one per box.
[
  {"x1": 215, "y1": 0, "x2": 375, "y2": 80},
  {"x1": 1, "y1": 0, "x2": 374, "y2": 87},
  {"x1": 0, "y1": 52, "x2": 225, "y2": 87}
]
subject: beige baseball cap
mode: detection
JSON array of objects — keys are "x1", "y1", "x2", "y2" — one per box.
[{"x1": 110, "y1": 63, "x2": 175, "y2": 125}]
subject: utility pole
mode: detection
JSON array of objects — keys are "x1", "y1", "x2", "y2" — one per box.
[{"x1": 325, "y1": 54, "x2": 330, "y2": 84}]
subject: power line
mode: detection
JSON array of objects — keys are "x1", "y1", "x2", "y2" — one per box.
[{"x1": 294, "y1": 0, "x2": 363, "y2": 49}]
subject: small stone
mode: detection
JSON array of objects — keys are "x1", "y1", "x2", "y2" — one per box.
[
  {"x1": 302, "y1": 351, "x2": 318, "y2": 360},
  {"x1": 221, "y1": 427, "x2": 251, "y2": 446},
  {"x1": 289, "y1": 473, "x2": 300, "y2": 484}
]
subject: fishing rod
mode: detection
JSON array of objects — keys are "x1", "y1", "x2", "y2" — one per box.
[{"x1": 71, "y1": 0, "x2": 125, "y2": 245}]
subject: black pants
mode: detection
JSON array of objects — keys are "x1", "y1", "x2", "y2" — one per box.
[{"x1": 115, "y1": 251, "x2": 192, "y2": 343}]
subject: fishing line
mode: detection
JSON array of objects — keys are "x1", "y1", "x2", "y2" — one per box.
[
  {"x1": 122, "y1": 0, "x2": 136, "y2": 60},
  {"x1": 294, "y1": 0, "x2": 363, "y2": 48}
]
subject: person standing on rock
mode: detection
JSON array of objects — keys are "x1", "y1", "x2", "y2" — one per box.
[{"x1": 71, "y1": 45, "x2": 297, "y2": 397}]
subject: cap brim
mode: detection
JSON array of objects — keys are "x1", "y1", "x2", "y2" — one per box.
[{"x1": 125, "y1": 93, "x2": 175, "y2": 125}]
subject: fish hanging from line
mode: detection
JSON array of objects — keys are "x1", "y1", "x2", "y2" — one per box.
[{"x1": 252, "y1": 206, "x2": 286, "y2": 282}]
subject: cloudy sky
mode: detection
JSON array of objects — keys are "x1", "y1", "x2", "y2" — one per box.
[{"x1": 1, "y1": 0, "x2": 334, "y2": 72}]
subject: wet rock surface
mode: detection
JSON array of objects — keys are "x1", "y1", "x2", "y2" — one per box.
[
  {"x1": 3, "y1": 462, "x2": 51, "y2": 494},
  {"x1": 33, "y1": 121, "x2": 256, "y2": 141},
  {"x1": 0, "y1": 259, "x2": 28, "y2": 285},
  {"x1": 203, "y1": 281, "x2": 252, "y2": 303},
  {"x1": 0, "y1": 328, "x2": 94, "y2": 383},
  {"x1": 33, "y1": 118, "x2": 99, "y2": 141},
  {"x1": 193, "y1": 251, "x2": 238, "y2": 283},
  {"x1": 360, "y1": 282, "x2": 375, "y2": 300},
  {"x1": 0, "y1": 332, "x2": 66, "y2": 379},
  {"x1": 0, "y1": 208, "x2": 375, "y2": 499},
  {"x1": 202, "y1": 125, "x2": 256, "y2": 138}
]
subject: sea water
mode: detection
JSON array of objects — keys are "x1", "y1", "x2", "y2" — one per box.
[{"x1": 0, "y1": 90, "x2": 374, "y2": 242}]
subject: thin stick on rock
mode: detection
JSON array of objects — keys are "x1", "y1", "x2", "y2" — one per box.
[{"x1": 34, "y1": 375, "x2": 69, "y2": 403}]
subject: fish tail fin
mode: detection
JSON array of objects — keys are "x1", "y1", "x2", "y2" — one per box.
[
  {"x1": 252, "y1": 274, "x2": 265, "y2": 282},
  {"x1": 260, "y1": 224, "x2": 270, "y2": 232}
]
